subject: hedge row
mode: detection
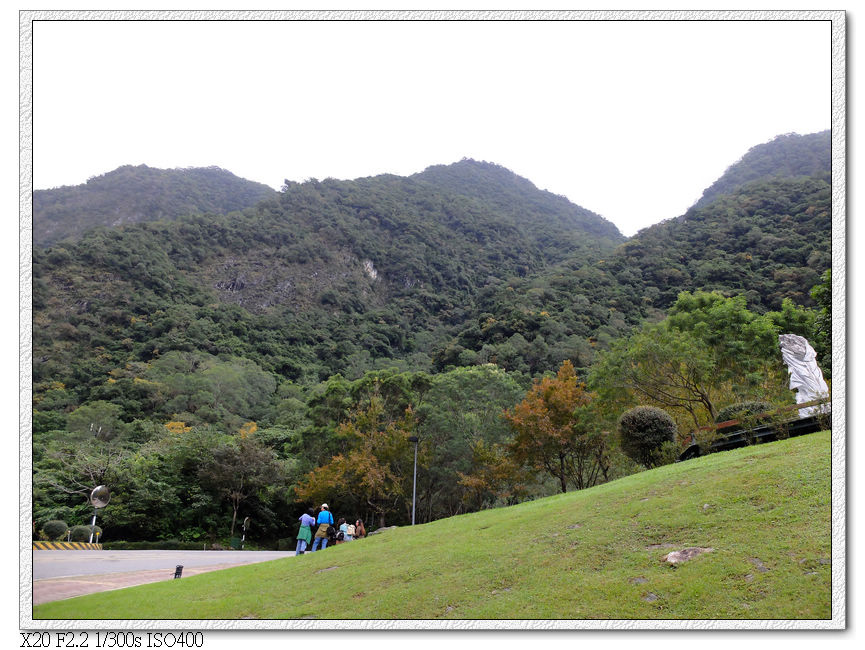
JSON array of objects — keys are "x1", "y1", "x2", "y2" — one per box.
[{"x1": 101, "y1": 539, "x2": 209, "y2": 551}]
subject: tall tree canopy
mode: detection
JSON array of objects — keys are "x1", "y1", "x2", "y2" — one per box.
[
  {"x1": 589, "y1": 291, "x2": 815, "y2": 435},
  {"x1": 293, "y1": 395, "x2": 419, "y2": 528},
  {"x1": 504, "y1": 360, "x2": 608, "y2": 493}
]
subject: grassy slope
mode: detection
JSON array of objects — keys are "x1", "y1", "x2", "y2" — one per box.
[{"x1": 35, "y1": 431, "x2": 831, "y2": 620}]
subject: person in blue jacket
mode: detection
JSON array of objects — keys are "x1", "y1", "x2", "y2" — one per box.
[{"x1": 310, "y1": 503, "x2": 334, "y2": 551}]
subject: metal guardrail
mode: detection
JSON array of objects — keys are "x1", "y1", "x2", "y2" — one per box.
[
  {"x1": 678, "y1": 399, "x2": 831, "y2": 461},
  {"x1": 693, "y1": 398, "x2": 829, "y2": 434}
]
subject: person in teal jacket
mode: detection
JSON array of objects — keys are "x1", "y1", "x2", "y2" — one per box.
[
  {"x1": 295, "y1": 508, "x2": 315, "y2": 555},
  {"x1": 310, "y1": 503, "x2": 334, "y2": 552}
]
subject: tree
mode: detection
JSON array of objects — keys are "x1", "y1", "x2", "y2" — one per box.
[
  {"x1": 198, "y1": 436, "x2": 285, "y2": 538},
  {"x1": 617, "y1": 406, "x2": 678, "y2": 468},
  {"x1": 810, "y1": 269, "x2": 831, "y2": 376},
  {"x1": 294, "y1": 395, "x2": 418, "y2": 528},
  {"x1": 666, "y1": 291, "x2": 779, "y2": 382},
  {"x1": 107, "y1": 426, "x2": 226, "y2": 542},
  {"x1": 36, "y1": 437, "x2": 128, "y2": 502},
  {"x1": 146, "y1": 352, "x2": 277, "y2": 430},
  {"x1": 591, "y1": 292, "x2": 801, "y2": 432},
  {"x1": 66, "y1": 401, "x2": 124, "y2": 441},
  {"x1": 504, "y1": 360, "x2": 607, "y2": 493},
  {"x1": 416, "y1": 365, "x2": 525, "y2": 519},
  {"x1": 590, "y1": 324, "x2": 720, "y2": 430},
  {"x1": 457, "y1": 439, "x2": 532, "y2": 511}
]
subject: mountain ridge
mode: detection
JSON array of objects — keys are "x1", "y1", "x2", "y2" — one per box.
[
  {"x1": 34, "y1": 129, "x2": 829, "y2": 250},
  {"x1": 31, "y1": 132, "x2": 831, "y2": 390},
  {"x1": 32, "y1": 157, "x2": 627, "y2": 388},
  {"x1": 692, "y1": 130, "x2": 830, "y2": 210},
  {"x1": 33, "y1": 164, "x2": 278, "y2": 246}
]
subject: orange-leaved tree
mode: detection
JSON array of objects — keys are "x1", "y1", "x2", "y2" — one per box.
[
  {"x1": 504, "y1": 360, "x2": 609, "y2": 493},
  {"x1": 457, "y1": 439, "x2": 532, "y2": 511},
  {"x1": 294, "y1": 395, "x2": 419, "y2": 528}
]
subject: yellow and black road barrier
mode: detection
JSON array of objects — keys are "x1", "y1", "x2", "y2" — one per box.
[{"x1": 33, "y1": 541, "x2": 103, "y2": 550}]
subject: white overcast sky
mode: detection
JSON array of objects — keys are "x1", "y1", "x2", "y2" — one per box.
[{"x1": 30, "y1": 16, "x2": 831, "y2": 237}]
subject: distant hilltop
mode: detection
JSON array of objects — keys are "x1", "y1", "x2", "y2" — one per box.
[{"x1": 33, "y1": 164, "x2": 277, "y2": 246}]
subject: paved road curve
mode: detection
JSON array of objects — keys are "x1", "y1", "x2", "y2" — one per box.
[{"x1": 32, "y1": 550, "x2": 295, "y2": 605}]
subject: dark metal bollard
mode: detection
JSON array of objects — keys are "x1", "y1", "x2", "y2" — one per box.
[{"x1": 174, "y1": 565, "x2": 183, "y2": 579}]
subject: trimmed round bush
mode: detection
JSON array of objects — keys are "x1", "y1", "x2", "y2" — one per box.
[
  {"x1": 69, "y1": 525, "x2": 102, "y2": 542},
  {"x1": 618, "y1": 406, "x2": 678, "y2": 468},
  {"x1": 715, "y1": 401, "x2": 773, "y2": 424},
  {"x1": 41, "y1": 520, "x2": 68, "y2": 541}
]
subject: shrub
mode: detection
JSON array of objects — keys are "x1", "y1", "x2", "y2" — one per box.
[
  {"x1": 715, "y1": 401, "x2": 785, "y2": 446},
  {"x1": 41, "y1": 520, "x2": 68, "y2": 541},
  {"x1": 69, "y1": 525, "x2": 102, "y2": 542},
  {"x1": 178, "y1": 527, "x2": 207, "y2": 542},
  {"x1": 277, "y1": 538, "x2": 294, "y2": 551},
  {"x1": 655, "y1": 440, "x2": 684, "y2": 466},
  {"x1": 102, "y1": 540, "x2": 205, "y2": 551},
  {"x1": 715, "y1": 401, "x2": 774, "y2": 424},
  {"x1": 618, "y1": 406, "x2": 678, "y2": 468}
]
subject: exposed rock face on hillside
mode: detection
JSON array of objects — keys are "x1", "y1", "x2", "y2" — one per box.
[{"x1": 200, "y1": 248, "x2": 384, "y2": 313}]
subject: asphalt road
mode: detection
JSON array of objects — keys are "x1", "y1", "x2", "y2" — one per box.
[
  {"x1": 31, "y1": 550, "x2": 295, "y2": 605},
  {"x1": 33, "y1": 549, "x2": 294, "y2": 579}
]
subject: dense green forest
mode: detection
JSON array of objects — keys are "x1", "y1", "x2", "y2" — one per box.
[
  {"x1": 693, "y1": 130, "x2": 830, "y2": 209},
  {"x1": 33, "y1": 165, "x2": 277, "y2": 247},
  {"x1": 605, "y1": 173, "x2": 830, "y2": 311},
  {"x1": 31, "y1": 131, "x2": 833, "y2": 546}
]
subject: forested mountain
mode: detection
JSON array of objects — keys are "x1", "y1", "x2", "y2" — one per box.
[
  {"x1": 602, "y1": 131, "x2": 831, "y2": 314},
  {"x1": 693, "y1": 130, "x2": 830, "y2": 209},
  {"x1": 33, "y1": 165, "x2": 277, "y2": 246},
  {"x1": 413, "y1": 159, "x2": 622, "y2": 243},
  {"x1": 32, "y1": 135, "x2": 832, "y2": 399},
  {"x1": 33, "y1": 159, "x2": 625, "y2": 394},
  {"x1": 433, "y1": 133, "x2": 832, "y2": 373},
  {"x1": 31, "y1": 132, "x2": 833, "y2": 544},
  {"x1": 604, "y1": 175, "x2": 830, "y2": 314}
]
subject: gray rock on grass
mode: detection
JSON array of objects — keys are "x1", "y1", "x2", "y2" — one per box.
[{"x1": 663, "y1": 547, "x2": 713, "y2": 564}]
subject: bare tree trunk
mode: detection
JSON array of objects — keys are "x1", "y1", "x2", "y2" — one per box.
[{"x1": 559, "y1": 454, "x2": 568, "y2": 493}]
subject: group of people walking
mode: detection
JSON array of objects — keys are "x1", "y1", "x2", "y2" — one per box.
[{"x1": 295, "y1": 503, "x2": 367, "y2": 554}]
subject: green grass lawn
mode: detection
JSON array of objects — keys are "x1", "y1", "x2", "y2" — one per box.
[{"x1": 34, "y1": 431, "x2": 832, "y2": 620}]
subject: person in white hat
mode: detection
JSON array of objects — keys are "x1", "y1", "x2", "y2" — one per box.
[{"x1": 310, "y1": 503, "x2": 334, "y2": 552}]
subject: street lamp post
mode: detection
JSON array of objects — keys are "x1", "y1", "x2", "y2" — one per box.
[{"x1": 408, "y1": 436, "x2": 419, "y2": 525}]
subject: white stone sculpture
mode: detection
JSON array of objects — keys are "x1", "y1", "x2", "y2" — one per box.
[{"x1": 778, "y1": 334, "x2": 830, "y2": 418}]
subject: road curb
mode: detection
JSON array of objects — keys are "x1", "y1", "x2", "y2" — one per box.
[{"x1": 33, "y1": 542, "x2": 103, "y2": 550}]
